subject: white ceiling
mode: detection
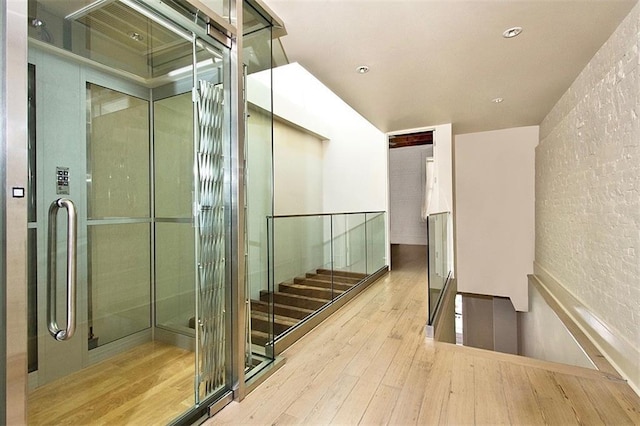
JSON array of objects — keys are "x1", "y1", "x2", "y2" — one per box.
[{"x1": 265, "y1": 0, "x2": 637, "y2": 134}]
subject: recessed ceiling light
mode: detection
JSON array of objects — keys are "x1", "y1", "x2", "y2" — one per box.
[
  {"x1": 502, "y1": 26, "x2": 523, "y2": 38},
  {"x1": 30, "y1": 18, "x2": 45, "y2": 28},
  {"x1": 128, "y1": 31, "x2": 144, "y2": 42},
  {"x1": 492, "y1": 97, "x2": 504, "y2": 103},
  {"x1": 356, "y1": 65, "x2": 370, "y2": 74}
]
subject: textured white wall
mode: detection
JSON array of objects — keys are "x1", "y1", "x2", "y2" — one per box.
[
  {"x1": 389, "y1": 145, "x2": 432, "y2": 245},
  {"x1": 455, "y1": 126, "x2": 538, "y2": 311},
  {"x1": 536, "y1": 2, "x2": 639, "y2": 384}
]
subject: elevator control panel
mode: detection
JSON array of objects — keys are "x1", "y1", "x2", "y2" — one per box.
[{"x1": 56, "y1": 166, "x2": 69, "y2": 195}]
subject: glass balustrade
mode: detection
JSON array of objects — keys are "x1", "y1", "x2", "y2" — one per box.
[
  {"x1": 246, "y1": 212, "x2": 387, "y2": 351},
  {"x1": 427, "y1": 212, "x2": 451, "y2": 324}
]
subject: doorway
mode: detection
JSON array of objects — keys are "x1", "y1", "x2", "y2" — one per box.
[{"x1": 25, "y1": 0, "x2": 231, "y2": 423}]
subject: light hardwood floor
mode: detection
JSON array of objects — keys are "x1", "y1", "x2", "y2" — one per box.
[
  {"x1": 28, "y1": 341, "x2": 195, "y2": 425},
  {"x1": 209, "y1": 245, "x2": 640, "y2": 425}
]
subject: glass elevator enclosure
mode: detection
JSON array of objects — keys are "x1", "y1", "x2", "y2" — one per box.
[
  {"x1": 3, "y1": 0, "x2": 288, "y2": 421},
  {"x1": 25, "y1": 0, "x2": 233, "y2": 423}
]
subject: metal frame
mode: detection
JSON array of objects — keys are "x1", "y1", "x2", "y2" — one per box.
[
  {"x1": 0, "y1": 0, "x2": 6, "y2": 421},
  {"x1": 229, "y1": 0, "x2": 247, "y2": 401},
  {"x1": 4, "y1": 0, "x2": 28, "y2": 422}
]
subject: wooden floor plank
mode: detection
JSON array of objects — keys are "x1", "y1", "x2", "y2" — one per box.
[
  {"x1": 416, "y1": 345, "x2": 453, "y2": 425},
  {"x1": 302, "y1": 374, "x2": 359, "y2": 424},
  {"x1": 527, "y1": 367, "x2": 581, "y2": 424},
  {"x1": 604, "y1": 380, "x2": 640, "y2": 423},
  {"x1": 445, "y1": 351, "x2": 476, "y2": 424},
  {"x1": 473, "y1": 356, "x2": 511, "y2": 424},
  {"x1": 359, "y1": 384, "x2": 400, "y2": 425},
  {"x1": 387, "y1": 343, "x2": 432, "y2": 425},
  {"x1": 501, "y1": 363, "x2": 546, "y2": 425},
  {"x1": 208, "y1": 245, "x2": 640, "y2": 426},
  {"x1": 28, "y1": 341, "x2": 194, "y2": 426}
]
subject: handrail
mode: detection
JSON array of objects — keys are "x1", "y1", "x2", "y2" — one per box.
[{"x1": 268, "y1": 210, "x2": 385, "y2": 219}]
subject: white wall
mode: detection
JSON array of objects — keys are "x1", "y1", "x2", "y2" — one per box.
[
  {"x1": 455, "y1": 126, "x2": 538, "y2": 311},
  {"x1": 535, "y1": 2, "x2": 639, "y2": 393},
  {"x1": 518, "y1": 282, "x2": 595, "y2": 370},
  {"x1": 247, "y1": 63, "x2": 390, "y2": 282},
  {"x1": 248, "y1": 63, "x2": 388, "y2": 214},
  {"x1": 388, "y1": 145, "x2": 432, "y2": 245},
  {"x1": 273, "y1": 120, "x2": 324, "y2": 215}
]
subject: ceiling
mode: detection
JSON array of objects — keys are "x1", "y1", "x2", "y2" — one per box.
[{"x1": 265, "y1": 0, "x2": 637, "y2": 134}]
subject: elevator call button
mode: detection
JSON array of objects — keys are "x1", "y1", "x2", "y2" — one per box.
[{"x1": 57, "y1": 166, "x2": 70, "y2": 195}]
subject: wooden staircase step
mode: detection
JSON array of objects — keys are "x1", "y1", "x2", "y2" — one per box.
[
  {"x1": 251, "y1": 300, "x2": 314, "y2": 320},
  {"x1": 316, "y1": 268, "x2": 367, "y2": 280},
  {"x1": 304, "y1": 273, "x2": 362, "y2": 284},
  {"x1": 260, "y1": 290, "x2": 328, "y2": 310},
  {"x1": 250, "y1": 329, "x2": 270, "y2": 346},
  {"x1": 293, "y1": 277, "x2": 353, "y2": 292},
  {"x1": 251, "y1": 310, "x2": 299, "y2": 334},
  {"x1": 279, "y1": 282, "x2": 345, "y2": 300}
]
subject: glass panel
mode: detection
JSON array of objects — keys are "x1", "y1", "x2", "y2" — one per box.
[
  {"x1": 428, "y1": 212, "x2": 451, "y2": 323},
  {"x1": 27, "y1": 229, "x2": 38, "y2": 373},
  {"x1": 264, "y1": 212, "x2": 388, "y2": 347},
  {"x1": 366, "y1": 212, "x2": 387, "y2": 274},
  {"x1": 89, "y1": 223, "x2": 151, "y2": 347},
  {"x1": 244, "y1": 2, "x2": 271, "y2": 37},
  {"x1": 28, "y1": 0, "x2": 217, "y2": 81},
  {"x1": 171, "y1": 0, "x2": 231, "y2": 26},
  {"x1": 27, "y1": 64, "x2": 37, "y2": 222},
  {"x1": 273, "y1": 216, "x2": 330, "y2": 288},
  {"x1": 155, "y1": 222, "x2": 195, "y2": 333},
  {"x1": 332, "y1": 214, "x2": 367, "y2": 276},
  {"x1": 244, "y1": 22, "x2": 274, "y2": 377},
  {"x1": 154, "y1": 93, "x2": 193, "y2": 218},
  {"x1": 87, "y1": 84, "x2": 150, "y2": 219},
  {"x1": 267, "y1": 215, "x2": 331, "y2": 335}
]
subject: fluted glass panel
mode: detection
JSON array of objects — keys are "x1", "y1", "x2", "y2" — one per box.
[{"x1": 195, "y1": 80, "x2": 226, "y2": 400}]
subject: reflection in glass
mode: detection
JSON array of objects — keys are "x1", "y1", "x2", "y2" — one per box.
[
  {"x1": 87, "y1": 84, "x2": 150, "y2": 219},
  {"x1": 28, "y1": 64, "x2": 37, "y2": 222},
  {"x1": 155, "y1": 223, "x2": 195, "y2": 333},
  {"x1": 154, "y1": 93, "x2": 193, "y2": 218},
  {"x1": 244, "y1": 21, "x2": 275, "y2": 377},
  {"x1": 428, "y1": 212, "x2": 451, "y2": 323},
  {"x1": 27, "y1": 229, "x2": 38, "y2": 373},
  {"x1": 332, "y1": 214, "x2": 367, "y2": 275},
  {"x1": 89, "y1": 224, "x2": 151, "y2": 347},
  {"x1": 262, "y1": 212, "x2": 387, "y2": 347},
  {"x1": 366, "y1": 212, "x2": 387, "y2": 274}
]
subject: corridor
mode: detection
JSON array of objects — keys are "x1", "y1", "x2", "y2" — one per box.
[{"x1": 208, "y1": 245, "x2": 640, "y2": 424}]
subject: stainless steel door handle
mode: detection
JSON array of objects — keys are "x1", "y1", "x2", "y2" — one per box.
[{"x1": 47, "y1": 198, "x2": 77, "y2": 341}]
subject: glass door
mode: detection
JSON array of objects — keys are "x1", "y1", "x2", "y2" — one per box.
[{"x1": 25, "y1": 0, "x2": 231, "y2": 423}]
